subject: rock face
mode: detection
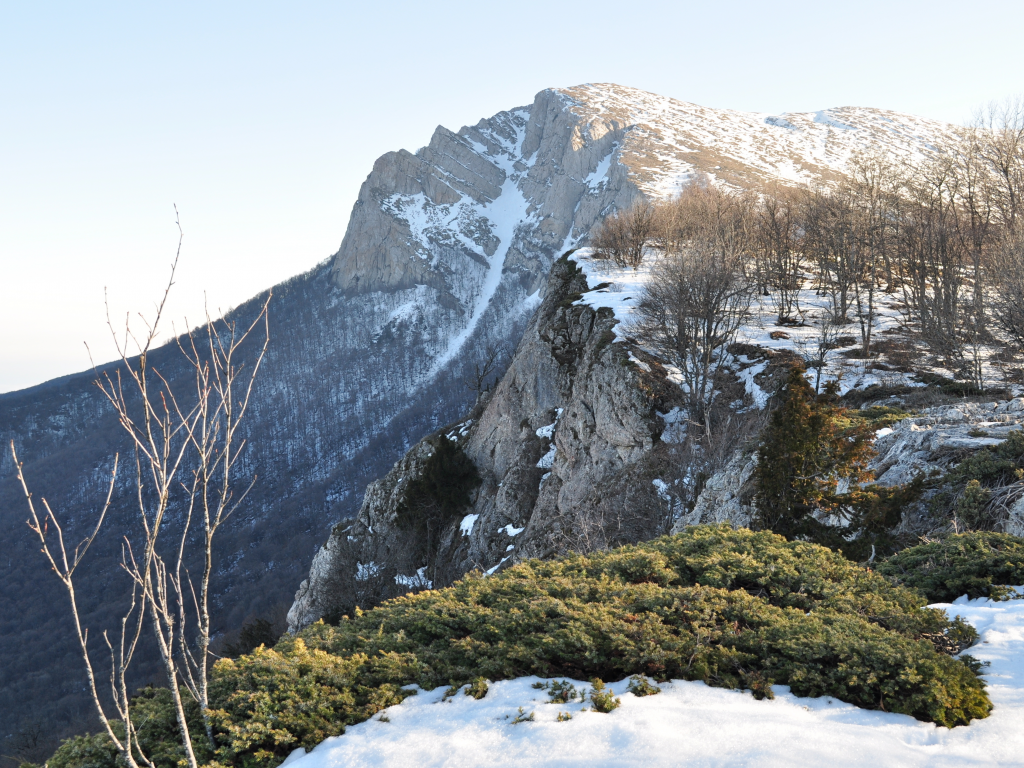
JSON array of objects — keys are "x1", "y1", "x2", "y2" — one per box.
[
  {"x1": 287, "y1": 255, "x2": 684, "y2": 630},
  {"x1": 871, "y1": 400, "x2": 1024, "y2": 486},
  {"x1": 332, "y1": 89, "x2": 637, "y2": 300},
  {"x1": 670, "y1": 452, "x2": 757, "y2": 533}
]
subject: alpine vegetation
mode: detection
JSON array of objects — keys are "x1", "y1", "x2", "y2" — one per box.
[{"x1": 7, "y1": 85, "x2": 1024, "y2": 766}]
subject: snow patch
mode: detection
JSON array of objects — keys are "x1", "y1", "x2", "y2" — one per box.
[
  {"x1": 459, "y1": 514, "x2": 479, "y2": 536},
  {"x1": 657, "y1": 407, "x2": 687, "y2": 444},
  {"x1": 247, "y1": 590, "x2": 1024, "y2": 767},
  {"x1": 484, "y1": 557, "x2": 510, "y2": 576},
  {"x1": 736, "y1": 359, "x2": 770, "y2": 409},
  {"x1": 585, "y1": 145, "x2": 617, "y2": 189},
  {"x1": 354, "y1": 562, "x2": 381, "y2": 582},
  {"x1": 394, "y1": 568, "x2": 432, "y2": 590}
]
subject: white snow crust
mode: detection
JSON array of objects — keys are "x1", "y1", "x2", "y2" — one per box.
[
  {"x1": 459, "y1": 514, "x2": 479, "y2": 536},
  {"x1": 255, "y1": 591, "x2": 1024, "y2": 767}
]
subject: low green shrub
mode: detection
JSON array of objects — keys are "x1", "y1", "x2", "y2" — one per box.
[
  {"x1": 588, "y1": 679, "x2": 621, "y2": 713},
  {"x1": 878, "y1": 532, "x2": 1024, "y2": 602},
  {"x1": 532, "y1": 679, "x2": 583, "y2": 704},
  {"x1": 57, "y1": 528, "x2": 994, "y2": 768},
  {"x1": 43, "y1": 687, "x2": 209, "y2": 768},
  {"x1": 627, "y1": 675, "x2": 661, "y2": 697},
  {"x1": 464, "y1": 677, "x2": 488, "y2": 700},
  {"x1": 930, "y1": 430, "x2": 1024, "y2": 530},
  {"x1": 509, "y1": 707, "x2": 534, "y2": 724},
  {"x1": 47, "y1": 731, "x2": 121, "y2": 768},
  {"x1": 208, "y1": 526, "x2": 988, "y2": 767},
  {"x1": 208, "y1": 640, "x2": 417, "y2": 768}
]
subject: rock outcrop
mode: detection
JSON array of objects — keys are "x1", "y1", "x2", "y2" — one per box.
[
  {"x1": 670, "y1": 451, "x2": 757, "y2": 533},
  {"x1": 871, "y1": 400, "x2": 1024, "y2": 486},
  {"x1": 287, "y1": 254, "x2": 684, "y2": 630}
]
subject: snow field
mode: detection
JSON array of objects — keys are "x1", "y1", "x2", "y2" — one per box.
[{"x1": 280, "y1": 592, "x2": 1024, "y2": 767}]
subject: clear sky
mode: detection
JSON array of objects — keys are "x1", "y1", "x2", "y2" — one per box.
[{"x1": 2, "y1": 0, "x2": 1022, "y2": 393}]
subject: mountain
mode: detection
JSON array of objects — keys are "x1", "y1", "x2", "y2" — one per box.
[{"x1": 0, "y1": 83, "x2": 961, "y2": 742}]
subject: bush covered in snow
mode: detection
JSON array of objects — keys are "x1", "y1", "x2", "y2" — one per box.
[
  {"x1": 878, "y1": 531, "x2": 1024, "y2": 602},
  {"x1": 205, "y1": 526, "x2": 990, "y2": 768}
]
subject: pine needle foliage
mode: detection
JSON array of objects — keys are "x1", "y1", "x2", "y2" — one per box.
[
  {"x1": 43, "y1": 688, "x2": 209, "y2": 768},
  {"x1": 878, "y1": 532, "x2": 1024, "y2": 602},
  {"x1": 929, "y1": 430, "x2": 1024, "y2": 530},
  {"x1": 205, "y1": 526, "x2": 989, "y2": 768},
  {"x1": 47, "y1": 528, "x2": 996, "y2": 768},
  {"x1": 588, "y1": 679, "x2": 621, "y2": 713},
  {"x1": 753, "y1": 366, "x2": 921, "y2": 558}
]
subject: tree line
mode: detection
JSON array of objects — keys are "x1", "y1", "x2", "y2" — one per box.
[{"x1": 592, "y1": 99, "x2": 1024, "y2": 422}]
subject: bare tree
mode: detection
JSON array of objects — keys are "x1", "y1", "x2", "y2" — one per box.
[
  {"x1": 631, "y1": 188, "x2": 752, "y2": 428},
  {"x1": 990, "y1": 229, "x2": 1024, "y2": 348},
  {"x1": 11, "y1": 211, "x2": 270, "y2": 768},
  {"x1": 976, "y1": 97, "x2": 1024, "y2": 235},
  {"x1": 950, "y1": 127, "x2": 997, "y2": 340},
  {"x1": 754, "y1": 184, "x2": 803, "y2": 323},
  {"x1": 463, "y1": 342, "x2": 506, "y2": 394},
  {"x1": 898, "y1": 157, "x2": 970, "y2": 362},
  {"x1": 847, "y1": 151, "x2": 903, "y2": 356},
  {"x1": 802, "y1": 185, "x2": 861, "y2": 325},
  {"x1": 591, "y1": 198, "x2": 656, "y2": 268},
  {"x1": 796, "y1": 308, "x2": 842, "y2": 394}
]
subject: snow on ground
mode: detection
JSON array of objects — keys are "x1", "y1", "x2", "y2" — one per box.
[
  {"x1": 459, "y1": 514, "x2": 479, "y2": 536},
  {"x1": 559, "y1": 84, "x2": 959, "y2": 202},
  {"x1": 570, "y1": 248, "x2": 1020, "y2": 399},
  {"x1": 282, "y1": 592, "x2": 1024, "y2": 767}
]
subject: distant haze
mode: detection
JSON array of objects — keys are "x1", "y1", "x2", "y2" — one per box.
[{"x1": 2, "y1": 0, "x2": 1022, "y2": 392}]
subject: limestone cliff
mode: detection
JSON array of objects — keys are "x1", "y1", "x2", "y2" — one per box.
[{"x1": 287, "y1": 254, "x2": 685, "y2": 629}]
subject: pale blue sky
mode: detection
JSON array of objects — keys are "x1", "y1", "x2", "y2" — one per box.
[{"x1": 2, "y1": 0, "x2": 1022, "y2": 392}]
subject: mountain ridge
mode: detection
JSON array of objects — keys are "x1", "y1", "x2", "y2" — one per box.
[{"x1": 0, "y1": 83, "x2": 964, "y2": 741}]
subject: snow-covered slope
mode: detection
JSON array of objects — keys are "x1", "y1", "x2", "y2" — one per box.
[
  {"x1": 558, "y1": 83, "x2": 958, "y2": 197},
  {"x1": 280, "y1": 591, "x2": 1024, "y2": 768}
]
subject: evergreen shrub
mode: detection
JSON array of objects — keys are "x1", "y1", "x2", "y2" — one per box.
[
  {"x1": 394, "y1": 437, "x2": 481, "y2": 558},
  {"x1": 930, "y1": 430, "x2": 1024, "y2": 530},
  {"x1": 588, "y1": 679, "x2": 620, "y2": 713},
  {"x1": 46, "y1": 731, "x2": 120, "y2": 768},
  {"x1": 753, "y1": 366, "x2": 922, "y2": 558},
  {"x1": 208, "y1": 526, "x2": 990, "y2": 768},
  {"x1": 43, "y1": 687, "x2": 209, "y2": 768},
  {"x1": 627, "y1": 675, "x2": 660, "y2": 697},
  {"x1": 878, "y1": 532, "x2": 1024, "y2": 602}
]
